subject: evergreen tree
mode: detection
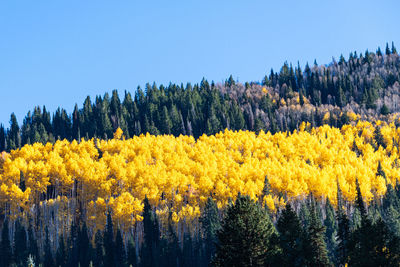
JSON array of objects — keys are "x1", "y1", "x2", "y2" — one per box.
[
  {"x1": 94, "y1": 230, "x2": 104, "y2": 267},
  {"x1": 43, "y1": 227, "x2": 54, "y2": 267},
  {"x1": 79, "y1": 222, "x2": 91, "y2": 267},
  {"x1": 7, "y1": 113, "x2": 21, "y2": 150},
  {"x1": 213, "y1": 194, "x2": 278, "y2": 267},
  {"x1": 127, "y1": 236, "x2": 137, "y2": 267},
  {"x1": 304, "y1": 198, "x2": 332, "y2": 266},
  {"x1": 0, "y1": 219, "x2": 12, "y2": 267},
  {"x1": 182, "y1": 233, "x2": 194, "y2": 267},
  {"x1": 392, "y1": 41, "x2": 397, "y2": 54},
  {"x1": 336, "y1": 182, "x2": 350, "y2": 266},
  {"x1": 384, "y1": 204, "x2": 400, "y2": 237},
  {"x1": 355, "y1": 178, "x2": 367, "y2": 218},
  {"x1": 13, "y1": 219, "x2": 28, "y2": 265},
  {"x1": 276, "y1": 203, "x2": 306, "y2": 266},
  {"x1": 299, "y1": 201, "x2": 311, "y2": 230},
  {"x1": 349, "y1": 179, "x2": 400, "y2": 266},
  {"x1": 141, "y1": 196, "x2": 160, "y2": 267},
  {"x1": 160, "y1": 106, "x2": 172, "y2": 134},
  {"x1": 67, "y1": 221, "x2": 79, "y2": 266},
  {"x1": 27, "y1": 222, "x2": 39, "y2": 264},
  {"x1": 56, "y1": 234, "x2": 67, "y2": 267},
  {"x1": 104, "y1": 212, "x2": 115, "y2": 267},
  {"x1": 161, "y1": 218, "x2": 181, "y2": 267},
  {"x1": 199, "y1": 197, "x2": 220, "y2": 265},
  {"x1": 381, "y1": 104, "x2": 390, "y2": 115},
  {"x1": 386, "y1": 43, "x2": 391, "y2": 55},
  {"x1": 323, "y1": 198, "x2": 337, "y2": 262},
  {"x1": 115, "y1": 228, "x2": 125, "y2": 267}
]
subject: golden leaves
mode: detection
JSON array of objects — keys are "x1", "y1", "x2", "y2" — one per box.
[{"x1": 1, "y1": 123, "x2": 400, "y2": 228}]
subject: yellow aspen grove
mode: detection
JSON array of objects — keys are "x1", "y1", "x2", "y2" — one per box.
[{"x1": 0, "y1": 121, "x2": 400, "y2": 231}]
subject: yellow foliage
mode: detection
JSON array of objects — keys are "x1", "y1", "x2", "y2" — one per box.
[
  {"x1": 0, "y1": 121, "x2": 399, "y2": 229},
  {"x1": 114, "y1": 127, "x2": 124, "y2": 140}
]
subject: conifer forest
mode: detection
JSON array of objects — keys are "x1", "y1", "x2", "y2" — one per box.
[{"x1": 2, "y1": 44, "x2": 400, "y2": 266}]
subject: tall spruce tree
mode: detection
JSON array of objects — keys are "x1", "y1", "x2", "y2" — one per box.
[
  {"x1": 104, "y1": 212, "x2": 115, "y2": 267},
  {"x1": 0, "y1": 219, "x2": 12, "y2": 267},
  {"x1": 304, "y1": 197, "x2": 332, "y2": 266},
  {"x1": 349, "y1": 179, "x2": 400, "y2": 266},
  {"x1": 127, "y1": 236, "x2": 137, "y2": 267},
  {"x1": 199, "y1": 196, "x2": 220, "y2": 265},
  {"x1": 141, "y1": 196, "x2": 161, "y2": 267},
  {"x1": 56, "y1": 234, "x2": 67, "y2": 267},
  {"x1": 276, "y1": 202, "x2": 306, "y2": 266},
  {"x1": 43, "y1": 227, "x2": 54, "y2": 267},
  {"x1": 27, "y1": 222, "x2": 39, "y2": 264},
  {"x1": 114, "y1": 228, "x2": 125, "y2": 267},
  {"x1": 78, "y1": 222, "x2": 91, "y2": 267},
  {"x1": 94, "y1": 230, "x2": 104, "y2": 267},
  {"x1": 13, "y1": 219, "x2": 28, "y2": 265},
  {"x1": 324, "y1": 198, "x2": 337, "y2": 263},
  {"x1": 213, "y1": 194, "x2": 279, "y2": 267},
  {"x1": 336, "y1": 182, "x2": 350, "y2": 266}
]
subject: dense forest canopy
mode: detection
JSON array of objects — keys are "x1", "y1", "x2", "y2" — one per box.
[
  {"x1": 1, "y1": 44, "x2": 400, "y2": 266},
  {"x1": 0, "y1": 43, "x2": 399, "y2": 152}
]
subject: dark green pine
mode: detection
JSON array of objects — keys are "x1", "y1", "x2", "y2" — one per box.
[
  {"x1": 336, "y1": 182, "x2": 350, "y2": 266},
  {"x1": 276, "y1": 202, "x2": 306, "y2": 266},
  {"x1": 141, "y1": 196, "x2": 161, "y2": 267},
  {"x1": 0, "y1": 219, "x2": 12, "y2": 267},
  {"x1": 13, "y1": 219, "x2": 28, "y2": 265},
  {"x1": 213, "y1": 194, "x2": 279, "y2": 267},
  {"x1": 103, "y1": 212, "x2": 115, "y2": 267},
  {"x1": 43, "y1": 227, "x2": 54, "y2": 267},
  {"x1": 199, "y1": 196, "x2": 220, "y2": 266},
  {"x1": 304, "y1": 198, "x2": 332, "y2": 267}
]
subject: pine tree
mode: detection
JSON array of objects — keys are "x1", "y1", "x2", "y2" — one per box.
[
  {"x1": 7, "y1": 113, "x2": 21, "y2": 150},
  {"x1": 304, "y1": 198, "x2": 332, "y2": 266},
  {"x1": 127, "y1": 236, "x2": 137, "y2": 267},
  {"x1": 94, "y1": 230, "x2": 104, "y2": 267},
  {"x1": 386, "y1": 42, "x2": 391, "y2": 55},
  {"x1": 276, "y1": 203, "x2": 306, "y2": 266},
  {"x1": 299, "y1": 201, "x2": 311, "y2": 230},
  {"x1": 323, "y1": 198, "x2": 337, "y2": 262},
  {"x1": 392, "y1": 41, "x2": 397, "y2": 54},
  {"x1": 141, "y1": 196, "x2": 160, "y2": 267},
  {"x1": 13, "y1": 219, "x2": 28, "y2": 265},
  {"x1": 27, "y1": 222, "x2": 39, "y2": 264},
  {"x1": 79, "y1": 222, "x2": 91, "y2": 267},
  {"x1": 199, "y1": 197, "x2": 220, "y2": 265},
  {"x1": 384, "y1": 204, "x2": 400, "y2": 237},
  {"x1": 43, "y1": 227, "x2": 54, "y2": 267},
  {"x1": 348, "y1": 178, "x2": 400, "y2": 266},
  {"x1": 160, "y1": 106, "x2": 172, "y2": 134},
  {"x1": 67, "y1": 221, "x2": 79, "y2": 266},
  {"x1": 213, "y1": 194, "x2": 279, "y2": 267},
  {"x1": 0, "y1": 219, "x2": 12, "y2": 267},
  {"x1": 161, "y1": 218, "x2": 180, "y2": 267},
  {"x1": 104, "y1": 212, "x2": 115, "y2": 267},
  {"x1": 56, "y1": 234, "x2": 67, "y2": 267},
  {"x1": 336, "y1": 182, "x2": 350, "y2": 266},
  {"x1": 114, "y1": 228, "x2": 125, "y2": 267},
  {"x1": 182, "y1": 233, "x2": 194, "y2": 267}
]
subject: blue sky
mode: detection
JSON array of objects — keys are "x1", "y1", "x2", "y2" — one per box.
[{"x1": 1, "y1": 0, "x2": 399, "y2": 126}]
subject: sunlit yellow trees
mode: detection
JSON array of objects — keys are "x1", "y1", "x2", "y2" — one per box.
[{"x1": 1, "y1": 121, "x2": 400, "y2": 232}]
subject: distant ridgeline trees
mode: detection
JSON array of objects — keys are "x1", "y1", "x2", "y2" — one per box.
[{"x1": 0, "y1": 43, "x2": 399, "y2": 151}]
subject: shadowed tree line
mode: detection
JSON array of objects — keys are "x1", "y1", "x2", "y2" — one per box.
[{"x1": 1, "y1": 178, "x2": 400, "y2": 266}]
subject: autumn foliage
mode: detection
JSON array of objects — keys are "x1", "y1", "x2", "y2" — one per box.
[{"x1": 0, "y1": 120, "x2": 399, "y2": 233}]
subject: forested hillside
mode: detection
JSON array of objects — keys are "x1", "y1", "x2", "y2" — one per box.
[
  {"x1": 1, "y1": 44, "x2": 400, "y2": 267},
  {"x1": 1, "y1": 43, "x2": 399, "y2": 151}
]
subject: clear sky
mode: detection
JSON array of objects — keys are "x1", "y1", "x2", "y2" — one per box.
[{"x1": 1, "y1": 0, "x2": 399, "y2": 126}]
